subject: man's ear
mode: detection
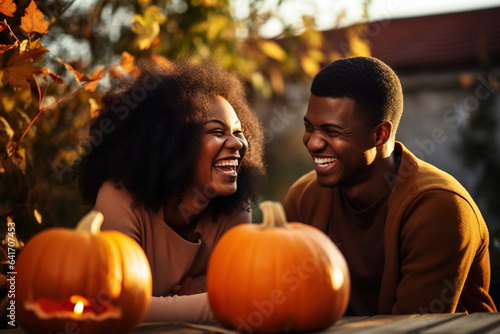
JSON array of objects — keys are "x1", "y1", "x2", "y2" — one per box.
[{"x1": 374, "y1": 121, "x2": 393, "y2": 147}]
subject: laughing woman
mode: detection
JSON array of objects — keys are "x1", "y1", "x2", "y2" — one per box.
[{"x1": 75, "y1": 58, "x2": 265, "y2": 322}]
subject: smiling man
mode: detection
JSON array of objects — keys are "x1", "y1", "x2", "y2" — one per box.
[{"x1": 283, "y1": 57, "x2": 497, "y2": 315}]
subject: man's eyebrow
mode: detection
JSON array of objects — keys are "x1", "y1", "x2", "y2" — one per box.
[{"x1": 303, "y1": 116, "x2": 344, "y2": 130}]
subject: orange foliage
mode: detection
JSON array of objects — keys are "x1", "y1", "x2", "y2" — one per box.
[
  {"x1": 0, "y1": 0, "x2": 16, "y2": 17},
  {"x1": 19, "y1": 0, "x2": 49, "y2": 36},
  {"x1": 0, "y1": 0, "x2": 129, "y2": 159},
  {"x1": 2, "y1": 39, "x2": 48, "y2": 88}
]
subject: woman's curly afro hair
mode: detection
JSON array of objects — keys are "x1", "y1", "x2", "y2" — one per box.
[{"x1": 75, "y1": 57, "x2": 265, "y2": 217}]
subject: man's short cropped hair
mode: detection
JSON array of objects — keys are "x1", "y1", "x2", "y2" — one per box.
[{"x1": 311, "y1": 57, "x2": 404, "y2": 132}]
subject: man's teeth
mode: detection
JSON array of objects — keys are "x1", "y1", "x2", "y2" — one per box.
[
  {"x1": 314, "y1": 157, "x2": 338, "y2": 167},
  {"x1": 214, "y1": 160, "x2": 238, "y2": 167}
]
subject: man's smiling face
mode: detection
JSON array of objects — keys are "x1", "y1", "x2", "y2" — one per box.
[{"x1": 303, "y1": 95, "x2": 377, "y2": 188}]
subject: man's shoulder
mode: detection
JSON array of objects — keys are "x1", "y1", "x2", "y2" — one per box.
[
  {"x1": 289, "y1": 170, "x2": 319, "y2": 191},
  {"x1": 391, "y1": 143, "x2": 482, "y2": 218},
  {"x1": 394, "y1": 143, "x2": 471, "y2": 196},
  {"x1": 283, "y1": 170, "x2": 334, "y2": 231},
  {"x1": 285, "y1": 170, "x2": 333, "y2": 204}
]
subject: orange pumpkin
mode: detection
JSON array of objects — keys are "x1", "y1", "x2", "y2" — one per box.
[
  {"x1": 16, "y1": 211, "x2": 152, "y2": 334},
  {"x1": 207, "y1": 201, "x2": 350, "y2": 333}
]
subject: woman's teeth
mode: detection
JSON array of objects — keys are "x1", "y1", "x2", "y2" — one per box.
[
  {"x1": 214, "y1": 160, "x2": 238, "y2": 172},
  {"x1": 314, "y1": 157, "x2": 338, "y2": 167},
  {"x1": 214, "y1": 160, "x2": 238, "y2": 167}
]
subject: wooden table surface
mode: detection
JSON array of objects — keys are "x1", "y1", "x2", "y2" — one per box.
[{"x1": 4, "y1": 313, "x2": 500, "y2": 333}]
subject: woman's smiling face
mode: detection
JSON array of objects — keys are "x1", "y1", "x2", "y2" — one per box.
[{"x1": 192, "y1": 96, "x2": 248, "y2": 197}]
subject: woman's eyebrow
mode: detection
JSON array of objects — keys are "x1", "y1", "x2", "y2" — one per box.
[
  {"x1": 205, "y1": 119, "x2": 242, "y2": 127},
  {"x1": 205, "y1": 119, "x2": 225, "y2": 126}
]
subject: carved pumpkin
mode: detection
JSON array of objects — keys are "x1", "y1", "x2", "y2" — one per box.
[
  {"x1": 16, "y1": 211, "x2": 152, "y2": 334},
  {"x1": 207, "y1": 201, "x2": 350, "y2": 333}
]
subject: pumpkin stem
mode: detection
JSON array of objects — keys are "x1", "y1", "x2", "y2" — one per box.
[
  {"x1": 259, "y1": 201, "x2": 290, "y2": 228},
  {"x1": 75, "y1": 210, "x2": 104, "y2": 234}
]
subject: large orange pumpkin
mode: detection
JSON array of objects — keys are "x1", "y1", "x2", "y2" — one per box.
[
  {"x1": 16, "y1": 211, "x2": 152, "y2": 334},
  {"x1": 207, "y1": 201, "x2": 350, "y2": 333}
]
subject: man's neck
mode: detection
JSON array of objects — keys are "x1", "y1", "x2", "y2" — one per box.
[{"x1": 341, "y1": 151, "x2": 399, "y2": 211}]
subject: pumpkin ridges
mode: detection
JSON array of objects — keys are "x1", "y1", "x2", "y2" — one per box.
[
  {"x1": 242, "y1": 227, "x2": 272, "y2": 326},
  {"x1": 16, "y1": 229, "x2": 67, "y2": 318},
  {"x1": 102, "y1": 231, "x2": 151, "y2": 333},
  {"x1": 307, "y1": 225, "x2": 349, "y2": 328},
  {"x1": 285, "y1": 227, "x2": 306, "y2": 330},
  {"x1": 292, "y1": 226, "x2": 332, "y2": 329},
  {"x1": 278, "y1": 227, "x2": 300, "y2": 330},
  {"x1": 16, "y1": 230, "x2": 48, "y2": 301},
  {"x1": 90, "y1": 234, "x2": 123, "y2": 301},
  {"x1": 265, "y1": 227, "x2": 295, "y2": 332},
  {"x1": 303, "y1": 224, "x2": 350, "y2": 324},
  {"x1": 208, "y1": 229, "x2": 226, "y2": 324},
  {"x1": 213, "y1": 232, "x2": 233, "y2": 325},
  {"x1": 60, "y1": 232, "x2": 94, "y2": 300},
  {"x1": 34, "y1": 229, "x2": 77, "y2": 299},
  {"x1": 222, "y1": 227, "x2": 252, "y2": 326},
  {"x1": 100, "y1": 232, "x2": 130, "y2": 334}
]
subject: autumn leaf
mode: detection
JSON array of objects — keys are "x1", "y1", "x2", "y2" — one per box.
[
  {"x1": 0, "y1": 0, "x2": 17, "y2": 17},
  {"x1": 20, "y1": 0, "x2": 50, "y2": 36},
  {"x1": 346, "y1": 25, "x2": 371, "y2": 57},
  {"x1": 110, "y1": 51, "x2": 139, "y2": 78},
  {"x1": 19, "y1": 39, "x2": 29, "y2": 53},
  {"x1": 1, "y1": 39, "x2": 48, "y2": 88},
  {"x1": 41, "y1": 67, "x2": 63, "y2": 84},
  {"x1": 33, "y1": 209, "x2": 42, "y2": 224},
  {"x1": 0, "y1": 43, "x2": 15, "y2": 54},
  {"x1": 53, "y1": 54, "x2": 85, "y2": 84},
  {"x1": 0, "y1": 116, "x2": 14, "y2": 155},
  {"x1": 120, "y1": 52, "x2": 138, "y2": 76},
  {"x1": 258, "y1": 40, "x2": 287, "y2": 62},
  {"x1": 132, "y1": 6, "x2": 165, "y2": 50},
  {"x1": 25, "y1": 39, "x2": 48, "y2": 61},
  {"x1": 2, "y1": 61, "x2": 39, "y2": 88},
  {"x1": 83, "y1": 67, "x2": 105, "y2": 92},
  {"x1": 88, "y1": 97, "x2": 100, "y2": 119},
  {"x1": 268, "y1": 66, "x2": 284, "y2": 96},
  {"x1": 203, "y1": 0, "x2": 218, "y2": 6},
  {"x1": 206, "y1": 14, "x2": 228, "y2": 40},
  {"x1": 300, "y1": 55, "x2": 320, "y2": 77}
]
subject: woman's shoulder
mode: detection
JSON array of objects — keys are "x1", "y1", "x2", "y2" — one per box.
[
  {"x1": 94, "y1": 181, "x2": 147, "y2": 242},
  {"x1": 198, "y1": 206, "x2": 251, "y2": 236},
  {"x1": 96, "y1": 181, "x2": 135, "y2": 204},
  {"x1": 94, "y1": 181, "x2": 140, "y2": 225}
]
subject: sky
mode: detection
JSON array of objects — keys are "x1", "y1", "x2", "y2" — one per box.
[{"x1": 232, "y1": 0, "x2": 500, "y2": 38}]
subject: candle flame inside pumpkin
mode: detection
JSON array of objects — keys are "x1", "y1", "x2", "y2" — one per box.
[
  {"x1": 69, "y1": 295, "x2": 88, "y2": 316},
  {"x1": 73, "y1": 301, "x2": 84, "y2": 316}
]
